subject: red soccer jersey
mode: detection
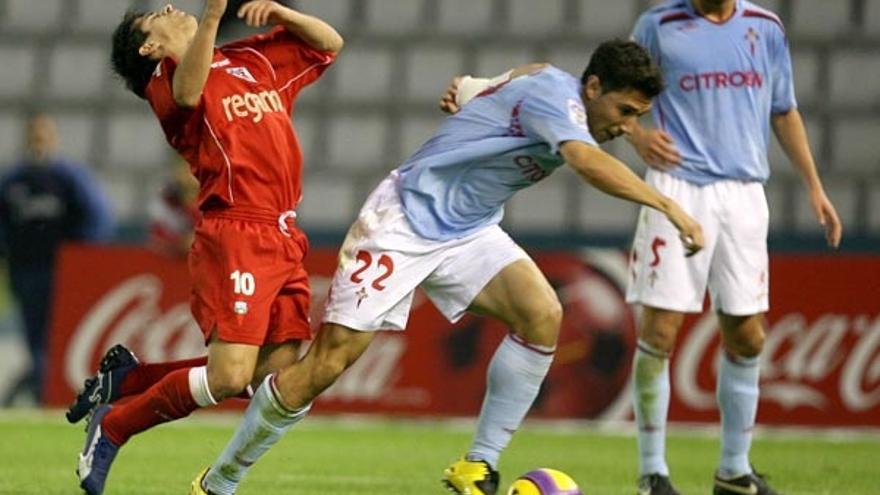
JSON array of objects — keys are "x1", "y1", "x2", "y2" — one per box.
[{"x1": 145, "y1": 27, "x2": 335, "y2": 214}]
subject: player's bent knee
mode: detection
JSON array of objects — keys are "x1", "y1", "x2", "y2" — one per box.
[
  {"x1": 734, "y1": 330, "x2": 765, "y2": 358},
  {"x1": 639, "y1": 310, "x2": 683, "y2": 353},
  {"x1": 640, "y1": 328, "x2": 676, "y2": 353},
  {"x1": 207, "y1": 364, "x2": 255, "y2": 400},
  {"x1": 720, "y1": 314, "x2": 766, "y2": 358},
  {"x1": 515, "y1": 298, "x2": 563, "y2": 346}
]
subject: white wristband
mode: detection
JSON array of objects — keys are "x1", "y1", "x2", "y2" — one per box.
[{"x1": 455, "y1": 70, "x2": 513, "y2": 107}]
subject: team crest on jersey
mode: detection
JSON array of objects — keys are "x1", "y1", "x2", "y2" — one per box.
[
  {"x1": 567, "y1": 98, "x2": 587, "y2": 130},
  {"x1": 226, "y1": 66, "x2": 257, "y2": 83},
  {"x1": 745, "y1": 27, "x2": 760, "y2": 57}
]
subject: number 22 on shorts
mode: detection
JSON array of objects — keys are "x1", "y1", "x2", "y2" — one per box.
[{"x1": 349, "y1": 250, "x2": 394, "y2": 290}]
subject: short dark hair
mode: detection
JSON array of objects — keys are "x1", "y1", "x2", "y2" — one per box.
[
  {"x1": 581, "y1": 40, "x2": 664, "y2": 98},
  {"x1": 111, "y1": 9, "x2": 155, "y2": 99}
]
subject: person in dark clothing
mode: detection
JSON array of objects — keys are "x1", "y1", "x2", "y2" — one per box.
[{"x1": 0, "y1": 114, "x2": 113, "y2": 404}]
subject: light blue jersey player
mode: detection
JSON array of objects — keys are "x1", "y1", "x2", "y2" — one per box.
[
  {"x1": 623, "y1": 2, "x2": 842, "y2": 495},
  {"x1": 395, "y1": 65, "x2": 597, "y2": 241},
  {"x1": 189, "y1": 41, "x2": 703, "y2": 495}
]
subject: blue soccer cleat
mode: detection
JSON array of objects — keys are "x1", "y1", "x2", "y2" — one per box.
[
  {"x1": 66, "y1": 344, "x2": 139, "y2": 424},
  {"x1": 77, "y1": 405, "x2": 120, "y2": 495}
]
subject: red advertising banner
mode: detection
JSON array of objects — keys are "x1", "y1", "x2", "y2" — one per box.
[
  {"x1": 44, "y1": 245, "x2": 880, "y2": 427},
  {"x1": 667, "y1": 256, "x2": 880, "y2": 426}
]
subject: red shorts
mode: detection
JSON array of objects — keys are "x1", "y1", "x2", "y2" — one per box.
[{"x1": 188, "y1": 209, "x2": 312, "y2": 346}]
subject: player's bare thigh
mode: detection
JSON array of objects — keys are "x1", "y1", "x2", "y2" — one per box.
[{"x1": 468, "y1": 258, "x2": 562, "y2": 347}]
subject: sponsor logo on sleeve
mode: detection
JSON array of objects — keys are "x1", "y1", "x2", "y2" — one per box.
[{"x1": 567, "y1": 98, "x2": 588, "y2": 130}]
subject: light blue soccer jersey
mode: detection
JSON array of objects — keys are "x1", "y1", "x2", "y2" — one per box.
[
  {"x1": 396, "y1": 66, "x2": 597, "y2": 241},
  {"x1": 632, "y1": 0, "x2": 796, "y2": 185}
]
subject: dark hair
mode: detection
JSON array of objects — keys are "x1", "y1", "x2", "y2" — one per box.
[
  {"x1": 111, "y1": 9, "x2": 155, "y2": 99},
  {"x1": 581, "y1": 40, "x2": 664, "y2": 98}
]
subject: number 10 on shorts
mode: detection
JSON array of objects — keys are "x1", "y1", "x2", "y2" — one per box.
[{"x1": 230, "y1": 270, "x2": 256, "y2": 296}]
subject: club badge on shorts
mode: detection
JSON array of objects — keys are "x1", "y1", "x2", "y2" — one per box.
[{"x1": 233, "y1": 300, "x2": 249, "y2": 315}]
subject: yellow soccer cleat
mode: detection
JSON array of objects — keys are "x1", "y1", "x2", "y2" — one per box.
[
  {"x1": 190, "y1": 467, "x2": 213, "y2": 495},
  {"x1": 442, "y1": 458, "x2": 500, "y2": 495}
]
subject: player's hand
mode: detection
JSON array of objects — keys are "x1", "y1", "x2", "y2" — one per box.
[
  {"x1": 237, "y1": 0, "x2": 287, "y2": 27},
  {"x1": 810, "y1": 188, "x2": 842, "y2": 249},
  {"x1": 664, "y1": 202, "x2": 704, "y2": 257},
  {"x1": 629, "y1": 128, "x2": 681, "y2": 170},
  {"x1": 439, "y1": 76, "x2": 463, "y2": 114}
]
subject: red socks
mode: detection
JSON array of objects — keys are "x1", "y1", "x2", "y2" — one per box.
[
  {"x1": 102, "y1": 368, "x2": 199, "y2": 446},
  {"x1": 119, "y1": 357, "x2": 208, "y2": 396}
]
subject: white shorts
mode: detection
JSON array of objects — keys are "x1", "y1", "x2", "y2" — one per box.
[
  {"x1": 625, "y1": 171, "x2": 769, "y2": 315},
  {"x1": 322, "y1": 173, "x2": 530, "y2": 331}
]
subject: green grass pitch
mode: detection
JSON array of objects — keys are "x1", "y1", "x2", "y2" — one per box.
[{"x1": 0, "y1": 410, "x2": 876, "y2": 494}]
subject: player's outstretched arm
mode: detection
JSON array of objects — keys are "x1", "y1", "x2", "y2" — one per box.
[
  {"x1": 438, "y1": 63, "x2": 549, "y2": 114},
  {"x1": 237, "y1": 0, "x2": 343, "y2": 54},
  {"x1": 771, "y1": 109, "x2": 842, "y2": 248},
  {"x1": 172, "y1": 0, "x2": 227, "y2": 108},
  {"x1": 562, "y1": 140, "x2": 704, "y2": 256}
]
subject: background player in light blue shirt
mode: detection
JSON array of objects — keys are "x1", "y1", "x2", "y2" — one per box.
[
  {"x1": 191, "y1": 40, "x2": 704, "y2": 495},
  {"x1": 624, "y1": 2, "x2": 842, "y2": 495}
]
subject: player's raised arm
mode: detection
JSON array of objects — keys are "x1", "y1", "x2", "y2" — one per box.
[
  {"x1": 562, "y1": 140, "x2": 703, "y2": 255},
  {"x1": 171, "y1": 0, "x2": 227, "y2": 108},
  {"x1": 771, "y1": 109, "x2": 842, "y2": 248},
  {"x1": 438, "y1": 63, "x2": 549, "y2": 114},
  {"x1": 237, "y1": 0, "x2": 343, "y2": 54}
]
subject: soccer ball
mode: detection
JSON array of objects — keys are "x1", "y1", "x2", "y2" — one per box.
[{"x1": 507, "y1": 468, "x2": 582, "y2": 495}]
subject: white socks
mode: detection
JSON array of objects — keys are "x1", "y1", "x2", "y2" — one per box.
[
  {"x1": 467, "y1": 334, "x2": 554, "y2": 469},
  {"x1": 632, "y1": 339, "x2": 671, "y2": 476},
  {"x1": 203, "y1": 375, "x2": 310, "y2": 495},
  {"x1": 717, "y1": 352, "x2": 760, "y2": 477}
]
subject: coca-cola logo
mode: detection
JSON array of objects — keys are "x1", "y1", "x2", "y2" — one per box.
[
  {"x1": 64, "y1": 272, "x2": 414, "y2": 405},
  {"x1": 65, "y1": 274, "x2": 204, "y2": 391},
  {"x1": 674, "y1": 312, "x2": 880, "y2": 413}
]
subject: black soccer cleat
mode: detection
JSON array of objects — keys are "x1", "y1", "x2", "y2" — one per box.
[
  {"x1": 637, "y1": 473, "x2": 681, "y2": 495},
  {"x1": 442, "y1": 458, "x2": 500, "y2": 495},
  {"x1": 66, "y1": 344, "x2": 139, "y2": 424},
  {"x1": 714, "y1": 468, "x2": 782, "y2": 495}
]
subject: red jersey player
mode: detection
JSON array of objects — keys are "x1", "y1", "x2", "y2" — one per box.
[{"x1": 69, "y1": 2, "x2": 342, "y2": 494}]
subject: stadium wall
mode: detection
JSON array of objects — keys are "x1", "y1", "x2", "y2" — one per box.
[{"x1": 39, "y1": 244, "x2": 880, "y2": 428}]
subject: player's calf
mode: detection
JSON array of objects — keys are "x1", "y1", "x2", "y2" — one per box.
[{"x1": 275, "y1": 323, "x2": 374, "y2": 408}]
